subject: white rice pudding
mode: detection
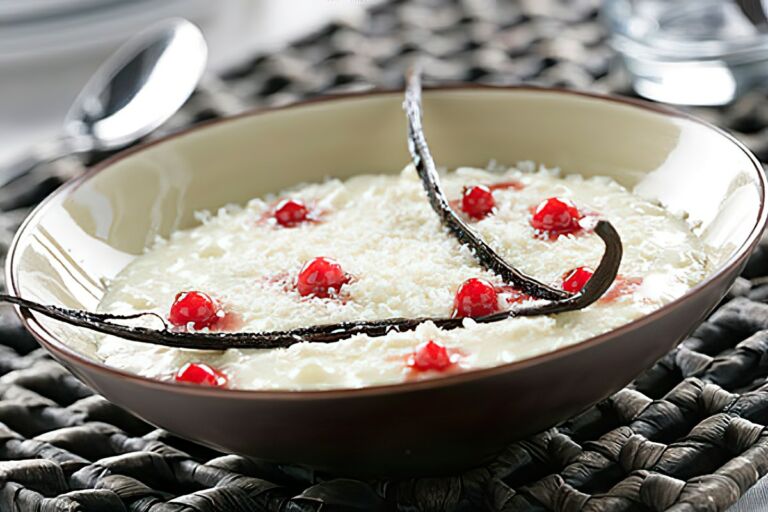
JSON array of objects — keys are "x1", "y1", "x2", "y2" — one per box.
[{"x1": 94, "y1": 164, "x2": 712, "y2": 390}]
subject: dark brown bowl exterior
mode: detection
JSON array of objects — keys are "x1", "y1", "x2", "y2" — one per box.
[{"x1": 7, "y1": 86, "x2": 767, "y2": 476}]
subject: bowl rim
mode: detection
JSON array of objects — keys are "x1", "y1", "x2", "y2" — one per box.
[{"x1": 6, "y1": 84, "x2": 768, "y2": 400}]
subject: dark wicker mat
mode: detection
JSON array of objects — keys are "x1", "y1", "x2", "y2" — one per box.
[{"x1": 2, "y1": 0, "x2": 768, "y2": 510}]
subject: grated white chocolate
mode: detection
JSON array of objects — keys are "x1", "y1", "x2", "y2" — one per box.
[{"x1": 92, "y1": 164, "x2": 712, "y2": 390}]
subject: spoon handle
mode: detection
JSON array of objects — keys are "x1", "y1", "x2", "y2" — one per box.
[
  {"x1": 735, "y1": 0, "x2": 768, "y2": 30},
  {"x1": 0, "y1": 136, "x2": 85, "y2": 211},
  {"x1": 0, "y1": 137, "x2": 76, "y2": 189}
]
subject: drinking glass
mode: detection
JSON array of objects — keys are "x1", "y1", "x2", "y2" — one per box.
[{"x1": 603, "y1": 0, "x2": 768, "y2": 105}]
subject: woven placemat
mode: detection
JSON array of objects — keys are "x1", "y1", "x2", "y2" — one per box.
[{"x1": 2, "y1": 0, "x2": 768, "y2": 510}]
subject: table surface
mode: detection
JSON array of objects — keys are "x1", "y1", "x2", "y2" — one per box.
[{"x1": 2, "y1": 0, "x2": 768, "y2": 511}]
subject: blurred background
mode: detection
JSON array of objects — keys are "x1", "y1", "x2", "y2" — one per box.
[
  {"x1": 7, "y1": 0, "x2": 768, "y2": 170},
  {"x1": 0, "y1": 0, "x2": 376, "y2": 165},
  {"x1": 2, "y1": 1, "x2": 768, "y2": 510}
]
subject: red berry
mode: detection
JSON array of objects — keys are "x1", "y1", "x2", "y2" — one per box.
[
  {"x1": 274, "y1": 199, "x2": 309, "y2": 227},
  {"x1": 562, "y1": 266, "x2": 594, "y2": 293},
  {"x1": 296, "y1": 257, "x2": 348, "y2": 298},
  {"x1": 461, "y1": 185, "x2": 495, "y2": 219},
  {"x1": 168, "y1": 291, "x2": 220, "y2": 329},
  {"x1": 453, "y1": 278, "x2": 499, "y2": 318},
  {"x1": 530, "y1": 197, "x2": 583, "y2": 236},
  {"x1": 174, "y1": 362, "x2": 228, "y2": 387},
  {"x1": 409, "y1": 340, "x2": 454, "y2": 371}
]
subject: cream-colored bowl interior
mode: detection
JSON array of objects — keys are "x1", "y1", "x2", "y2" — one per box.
[{"x1": 11, "y1": 88, "x2": 764, "y2": 350}]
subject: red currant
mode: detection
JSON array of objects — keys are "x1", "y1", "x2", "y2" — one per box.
[
  {"x1": 274, "y1": 199, "x2": 309, "y2": 227},
  {"x1": 174, "y1": 362, "x2": 228, "y2": 387},
  {"x1": 461, "y1": 185, "x2": 495, "y2": 219},
  {"x1": 168, "y1": 292, "x2": 220, "y2": 329},
  {"x1": 409, "y1": 340, "x2": 454, "y2": 371},
  {"x1": 453, "y1": 278, "x2": 499, "y2": 318},
  {"x1": 562, "y1": 266, "x2": 594, "y2": 293},
  {"x1": 530, "y1": 197, "x2": 583, "y2": 236},
  {"x1": 296, "y1": 257, "x2": 348, "y2": 298}
]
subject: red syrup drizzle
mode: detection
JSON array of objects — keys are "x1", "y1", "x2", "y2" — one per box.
[
  {"x1": 259, "y1": 271, "x2": 295, "y2": 294},
  {"x1": 487, "y1": 180, "x2": 524, "y2": 192},
  {"x1": 600, "y1": 276, "x2": 643, "y2": 303},
  {"x1": 558, "y1": 269, "x2": 643, "y2": 303},
  {"x1": 494, "y1": 285, "x2": 534, "y2": 305},
  {"x1": 213, "y1": 310, "x2": 242, "y2": 331}
]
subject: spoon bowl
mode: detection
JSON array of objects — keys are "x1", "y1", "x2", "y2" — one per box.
[
  {"x1": 66, "y1": 18, "x2": 207, "y2": 152},
  {"x1": 0, "y1": 18, "x2": 207, "y2": 190}
]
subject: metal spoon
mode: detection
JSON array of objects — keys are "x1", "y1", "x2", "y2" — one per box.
[
  {"x1": 736, "y1": 0, "x2": 768, "y2": 30},
  {"x1": 0, "y1": 18, "x2": 208, "y2": 195}
]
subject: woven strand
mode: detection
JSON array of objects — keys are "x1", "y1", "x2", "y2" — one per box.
[{"x1": 2, "y1": 0, "x2": 768, "y2": 510}]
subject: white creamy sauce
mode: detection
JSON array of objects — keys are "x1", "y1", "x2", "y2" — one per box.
[{"x1": 92, "y1": 164, "x2": 712, "y2": 390}]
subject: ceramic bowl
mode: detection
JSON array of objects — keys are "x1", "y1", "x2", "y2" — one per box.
[{"x1": 7, "y1": 86, "x2": 767, "y2": 476}]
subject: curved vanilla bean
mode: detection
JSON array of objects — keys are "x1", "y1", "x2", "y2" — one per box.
[
  {"x1": 0, "y1": 220, "x2": 621, "y2": 350},
  {"x1": 403, "y1": 69, "x2": 568, "y2": 301},
  {"x1": 2, "y1": 70, "x2": 624, "y2": 351}
]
